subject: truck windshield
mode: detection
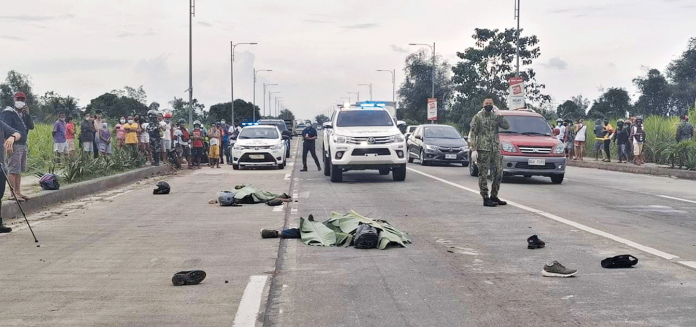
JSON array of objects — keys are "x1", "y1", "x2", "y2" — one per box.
[
  {"x1": 500, "y1": 116, "x2": 552, "y2": 136},
  {"x1": 239, "y1": 128, "x2": 279, "y2": 139},
  {"x1": 336, "y1": 110, "x2": 394, "y2": 127}
]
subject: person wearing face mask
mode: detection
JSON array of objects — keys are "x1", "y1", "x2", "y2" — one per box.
[
  {"x1": 114, "y1": 116, "x2": 127, "y2": 148},
  {"x1": 1, "y1": 92, "x2": 35, "y2": 202},
  {"x1": 123, "y1": 115, "x2": 139, "y2": 154},
  {"x1": 469, "y1": 97, "x2": 510, "y2": 207},
  {"x1": 0, "y1": 119, "x2": 22, "y2": 232},
  {"x1": 52, "y1": 112, "x2": 69, "y2": 161},
  {"x1": 80, "y1": 113, "x2": 96, "y2": 155},
  {"x1": 98, "y1": 122, "x2": 112, "y2": 156},
  {"x1": 65, "y1": 116, "x2": 76, "y2": 154}
]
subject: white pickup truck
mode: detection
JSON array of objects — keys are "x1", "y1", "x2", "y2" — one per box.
[{"x1": 322, "y1": 104, "x2": 407, "y2": 182}]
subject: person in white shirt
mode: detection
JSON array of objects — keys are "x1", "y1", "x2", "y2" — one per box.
[
  {"x1": 158, "y1": 113, "x2": 173, "y2": 162},
  {"x1": 556, "y1": 119, "x2": 565, "y2": 142}
]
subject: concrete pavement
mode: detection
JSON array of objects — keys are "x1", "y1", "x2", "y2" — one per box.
[{"x1": 3, "y1": 136, "x2": 696, "y2": 326}]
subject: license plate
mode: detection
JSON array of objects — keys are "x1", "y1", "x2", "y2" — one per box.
[
  {"x1": 249, "y1": 155, "x2": 265, "y2": 159},
  {"x1": 528, "y1": 158, "x2": 545, "y2": 166},
  {"x1": 445, "y1": 154, "x2": 457, "y2": 159}
]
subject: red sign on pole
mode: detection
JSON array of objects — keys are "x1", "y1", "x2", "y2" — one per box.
[{"x1": 427, "y1": 98, "x2": 437, "y2": 121}]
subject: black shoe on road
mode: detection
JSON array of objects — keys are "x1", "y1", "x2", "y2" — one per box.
[
  {"x1": 300, "y1": 167, "x2": 308, "y2": 172},
  {"x1": 490, "y1": 196, "x2": 507, "y2": 206},
  {"x1": 527, "y1": 235, "x2": 545, "y2": 249},
  {"x1": 260, "y1": 229, "x2": 279, "y2": 239},
  {"x1": 0, "y1": 225, "x2": 11, "y2": 233},
  {"x1": 483, "y1": 198, "x2": 498, "y2": 207},
  {"x1": 172, "y1": 270, "x2": 207, "y2": 286},
  {"x1": 542, "y1": 261, "x2": 577, "y2": 277}
]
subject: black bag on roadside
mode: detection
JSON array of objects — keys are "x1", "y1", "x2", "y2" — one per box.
[
  {"x1": 601, "y1": 255, "x2": 638, "y2": 268},
  {"x1": 353, "y1": 224, "x2": 379, "y2": 249},
  {"x1": 39, "y1": 174, "x2": 60, "y2": 190}
]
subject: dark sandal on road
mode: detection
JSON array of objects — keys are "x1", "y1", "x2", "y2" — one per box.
[{"x1": 172, "y1": 270, "x2": 207, "y2": 286}]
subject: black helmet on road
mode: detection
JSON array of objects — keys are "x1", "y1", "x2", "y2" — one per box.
[{"x1": 153, "y1": 181, "x2": 171, "y2": 195}]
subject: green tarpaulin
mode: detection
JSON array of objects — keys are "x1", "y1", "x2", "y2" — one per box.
[
  {"x1": 233, "y1": 184, "x2": 281, "y2": 203},
  {"x1": 300, "y1": 211, "x2": 411, "y2": 250}
]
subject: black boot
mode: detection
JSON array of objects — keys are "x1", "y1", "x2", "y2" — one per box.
[
  {"x1": 483, "y1": 197, "x2": 498, "y2": 207},
  {"x1": 0, "y1": 218, "x2": 11, "y2": 233},
  {"x1": 490, "y1": 196, "x2": 507, "y2": 206}
]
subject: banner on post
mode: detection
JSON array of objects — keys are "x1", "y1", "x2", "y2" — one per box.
[
  {"x1": 507, "y1": 77, "x2": 526, "y2": 110},
  {"x1": 427, "y1": 98, "x2": 437, "y2": 121}
]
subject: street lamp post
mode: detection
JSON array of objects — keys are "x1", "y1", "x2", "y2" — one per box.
[
  {"x1": 358, "y1": 83, "x2": 372, "y2": 101},
  {"x1": 377, "y1": 69, "x2": 396, "y2": 103},
  {"x1": 269, "y1": 91, "x2": 281, "y2": 117},
  {"x1": 275, "y1": 97, "x2": 284, "y2": 117},
  {"x1": 348, "y1": 92, "x2": 359, "y2": 103},
  {"x1": 253, "y1": 69, "x2": 272, "y2": 122},
  {"x1": 263, "y1": 83, "x2": 278, "y2": 118},
  {"x1": 188, "y1": 0, "x2": 195, "y2": 129},
  {"x1": 231, "y1": 41, "x2": 257, "y2": 124},
  {"x1": 409, "y1": 42, "x2": 436, "y2": 123},
  {"x1": 514, "y1": 0, "x2": 521, "y2": 76}
]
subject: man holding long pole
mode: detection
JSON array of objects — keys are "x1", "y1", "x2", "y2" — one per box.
[{"x1": 0, "y1": 120, "x2": 22, "y2": 233}]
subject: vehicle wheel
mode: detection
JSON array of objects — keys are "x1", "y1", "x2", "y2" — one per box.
[
  {"x1": 278, "y1": 162, "x2": 285, "y2": 169},
  {"x1": 330, "y1": 163, "x2": 343, "y2": 182},
  {"x1": 408, "y1": 156, "x2": 414, "y2": 163},
  {"x1": 393, "y1": 164, "x2": 406, "y2": 181},
  {"x1": 323, "y1": 152, "x2": 331, "y2": 177},
  {"x1": 469, "y1": 160, "x2": 479, "y2": 177},
  {"x1": 551, "y1": 174, "x2": 564, "y2": 184},
  {"x1": 462, "y1": 161, "x2": 469, "y2": 167},
  {"x1": 420, "y1": 150, "x2": 428, "y2": 166},
  {"x1": 233, "y1": 164, "x2": 240, "y2": 170},
  {"x1": 524, "y1": 175, "x2": 532, "y2": 178},
  {"x1": 379, "y1": 168, "x2": 390, "y2": 175}
]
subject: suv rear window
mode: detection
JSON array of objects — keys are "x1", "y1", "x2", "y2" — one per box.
[
  {"x1": 500, "y1": 115, "x2": 552, "y2": 136},
  {"x1": 258, "y1": 121, "x2": 287, "y2": 131},
  {"x1": 337, "y1": 110, "x2": 393, "y2": 127}
]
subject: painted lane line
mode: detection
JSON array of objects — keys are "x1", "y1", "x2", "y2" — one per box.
[
  {"x1": 233, "y1": 275, "x2": 269, "y2": 327},
  {"x1": 407, "y1": 167, "x2": 681, "y2": 261},
  {"x1": 658, "y1": 195, "x2": 696, "y2": 205},
  {"x1": 272, "y1": 206, "x2": 283, "y2": 212},
  {"x1": 678, "y1": 261, "x2": 696, "y2": 270},
  {"x1": 284, "y1": 174, "x2": 291, "y2": 181}
]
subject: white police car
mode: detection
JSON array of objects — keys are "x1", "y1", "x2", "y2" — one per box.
[{"x1": 231, "y1": 125, "x2": 289, "y2": 170}]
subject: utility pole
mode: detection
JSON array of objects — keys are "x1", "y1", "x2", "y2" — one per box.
[
  {"x1": 515, "y1": 0, "x2": 521, "y2": 76},
  {"x1": 263, "y1": 83, "x2": 277, "y2": 118},
  {"x1": 269, "y1": 92, "x2": 281, "y2": 117},
  {"x1": 188, "y1": 0, "x2": 195, "y2": 129},
  {"x1": 253, "y1": 69, "x2": 272, "y2": 122},
  {"x1": 230, "y1": 41, "x2": 257, "y2": 124}
]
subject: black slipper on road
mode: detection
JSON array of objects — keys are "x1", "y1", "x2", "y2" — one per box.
[
  {"x1": 172, "y1": 270, "x2": 207, "y2": 286},
  {"x1": 601, "y1": 255, "x2": 638, "y2": 268}
]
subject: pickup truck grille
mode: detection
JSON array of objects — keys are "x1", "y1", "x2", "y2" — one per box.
[
  {"x1": 518, "y1": 147, "x2": 552, "y2": 154},
  {"x1": 347, "y1": 136, "x2": 392, "y2": 145}
]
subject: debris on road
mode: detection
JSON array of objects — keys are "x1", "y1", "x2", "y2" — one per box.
[
  {"x1": 601, "y1": 255, "x2": 639, "y2": 268},
  {"x1": 527, "y1": 235, "x2": 546, "y2": 249},
  {"x1": 299, "y1": 211, "x2": 411, "y2": 250},
  {"x1": 153, "y1": 181, "x2": 170, "y2": 194},
  {"x1": 542, "y1": 261, "x2": 578, "y2": 278},
  {"x1": 172, "y1": 270, "x2": 207, "y2": 286}
]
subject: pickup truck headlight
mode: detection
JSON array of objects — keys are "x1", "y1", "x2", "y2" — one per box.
[
  {"x1": 333, "y1": 134, "x2": 347, "y2": 144},
  {"x1": 390, "y1": 134, "x2": 405, "y2": 143},
  {"x1": 553, "y1": 143, "x2": 565, "y2": 154},
  {"x1": 501, "y1": 142, "x2": 517, "y2": 153}
]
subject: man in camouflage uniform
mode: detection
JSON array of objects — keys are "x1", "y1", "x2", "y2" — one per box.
[
  {"x1": 676, "y1": 115, "x2": 694, "y2": 143},
  {"x1": 469, "y1": 98, "x2": 510, "y2": 207},
  {"x1": 146, "y1": 110, "x2": 161, "y2": 166}
]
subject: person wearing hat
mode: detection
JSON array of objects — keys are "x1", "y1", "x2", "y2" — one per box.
[
  {"x1": 613, "y1": 119, "x2": 629, "y2": 163},
  {"x1": 676, "y1": 115, "x2": 694, "y2": 143},
  {"x1": 1, "y1": 92, "x2": 35, "y2": 201}
]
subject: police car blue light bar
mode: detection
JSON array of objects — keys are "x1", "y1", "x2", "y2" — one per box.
[{"x1": 357, "y1": 101, "x2": 387, "y2": 108}]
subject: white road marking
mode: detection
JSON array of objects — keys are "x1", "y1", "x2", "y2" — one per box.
[
  {"x1": 408, "y1": 167, "x2": 681, "y2": 261},
  {"x1": 233, "y1": 275, "x2": 268, "y2": 327},
  {"x1": 105, "y1": 190, "x2": 133, "y2": 200},
  {"x1": 284, "y1": 174, "x2": 291, "y2": 181},
  {"x1": 272, "y1": 206, "x2": 283, "y2": 212},
  {"x1": 287, "y1": 162, "x2": 294, "y2": 166},
  {"x1": 291, "y1": 208, "x2": 298, "y2": 214},
  {"x1": 658, "y1": 195, "x2": 696, "y2": 204},
  {"x1": 678, "y1": 261, "x2": 696, "y2": 270}
]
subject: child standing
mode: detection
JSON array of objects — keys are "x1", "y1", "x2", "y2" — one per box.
[{"x1": 191, "y1": 121, "x2": 204, "y2": 169}]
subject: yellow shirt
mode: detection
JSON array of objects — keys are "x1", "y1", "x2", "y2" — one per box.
[{"x1": 124, "y1": 123, "x2": 139, "y2": 144}]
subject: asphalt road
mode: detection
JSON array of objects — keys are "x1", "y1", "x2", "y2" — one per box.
[{"x1": 2, "y1": 137, "x2": 696, "y2": 326}]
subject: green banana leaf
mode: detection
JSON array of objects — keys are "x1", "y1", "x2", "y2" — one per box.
[
  {"x1": 233, "y1": 184, "x2": 281, "y2": 203},
  {"x1": 300, "y1": 216, "x2": 337, "y2": 246}
]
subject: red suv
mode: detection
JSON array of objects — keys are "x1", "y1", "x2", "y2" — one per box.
[{"x1": 469, "y1": 109, "x2": 566, "y2": 184}]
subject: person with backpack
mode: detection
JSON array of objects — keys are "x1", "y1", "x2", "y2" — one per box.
[
  {"x1": 613, "y1": 119, "x2": 630, "y2": 163},
  {"x1": 630, "y1": 116, "x2": 646, "y2": 166},
  {"x1": 573, "y1": 119, "x2": 587, "y2": 161}
]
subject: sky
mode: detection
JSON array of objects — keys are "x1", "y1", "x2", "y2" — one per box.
[{"x1": 1, "y1": 0, "x2": 695, "y2": 121}]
